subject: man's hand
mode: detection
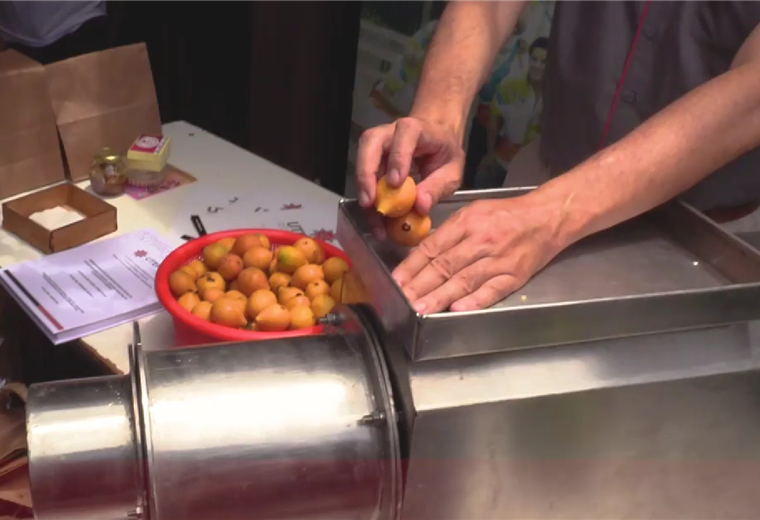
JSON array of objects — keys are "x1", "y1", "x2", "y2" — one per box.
[
  {"x1": 392, "y1": 194, "x2": 565, "y2": 314},
  {"x1": 356, "y1": 117, "x2": 465, "y2": 215}
]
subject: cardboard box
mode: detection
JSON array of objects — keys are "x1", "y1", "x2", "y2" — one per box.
[
  {"x1": 45, "y1": 43, "x2": 162, "y2": 181},
  {"x1": 2, "y1": 183, "x2": 117, "y2": 254},
  {"x1": 0, "y1": 50, "x2": 66, "y2": 200}
]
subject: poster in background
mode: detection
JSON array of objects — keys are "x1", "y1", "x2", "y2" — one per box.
[{"x1": 349, "y1": 1, "x2": 554, "y2": 190}]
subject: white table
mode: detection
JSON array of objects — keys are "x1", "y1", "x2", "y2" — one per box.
[{"x1": 0, "y1": 121, "x2": 342, "y2": 374}]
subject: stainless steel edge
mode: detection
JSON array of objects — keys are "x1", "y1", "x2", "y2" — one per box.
[
  {"x1": 338, "y1": 200, "x2": 420, "y2": 359},
  {"x1": 128, "y1": 341, "x2": 149, "y2": 520}
]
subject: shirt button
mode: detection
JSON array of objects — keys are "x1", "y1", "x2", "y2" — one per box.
[{"x1": 622, "y1": 90, "x2": 637, "y2": 104}]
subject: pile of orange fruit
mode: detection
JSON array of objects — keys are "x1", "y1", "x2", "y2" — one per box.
[
  {"x1": 375, "y1": 176, "x2": 432, "y2": 247},
  {"x1": 167, "y1": 233, "x2": 349, "y2": 332}
]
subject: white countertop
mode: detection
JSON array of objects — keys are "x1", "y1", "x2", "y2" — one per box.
[{"x1": 0, "y1": 121, "x2": 342, "y2": 374}]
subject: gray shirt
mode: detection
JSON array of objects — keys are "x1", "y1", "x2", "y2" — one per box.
[
  {"x1": 541, "y1": 1, "x2": 760, "y2": 210},
  {"x1": 0, "y1": 1, "x2": 105, "y2": 48}
]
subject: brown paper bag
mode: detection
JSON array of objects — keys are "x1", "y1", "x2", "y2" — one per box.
[
  {"x1": 0, "y1": 50, "x2": 66, "y2": 200},
  {"x1": 45, "y1": 43, "x2": 162, "y2": 181}
]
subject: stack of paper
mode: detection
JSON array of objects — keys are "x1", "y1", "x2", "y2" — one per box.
[{"x1": 0, "y1": 229, "x2": 180, "y2": 345}]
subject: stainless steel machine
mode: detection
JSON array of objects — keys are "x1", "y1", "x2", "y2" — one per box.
[{"x1": 25, "y1": 190, "x2": 760, "y2": 520}]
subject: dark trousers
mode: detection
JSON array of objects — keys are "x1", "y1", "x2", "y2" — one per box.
[{"x1": 7, "y1": 15, "x2": 110, "y2": 65}]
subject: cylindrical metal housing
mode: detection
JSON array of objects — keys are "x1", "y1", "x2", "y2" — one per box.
[{"x1": 27, "y1": 306, "x2": 400, "y2": 520}]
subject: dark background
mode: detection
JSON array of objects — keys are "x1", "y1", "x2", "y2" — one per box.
[{"x1": 109, "y1": 1, "x2": 362, "y2": 196}]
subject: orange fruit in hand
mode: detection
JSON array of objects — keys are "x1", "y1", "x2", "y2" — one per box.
[
  {"x1": 375, "y1": 176, "x2": 417, "y2": 217},
  {"x1": 386, "y1": 211, "x2": 432, "y2": 247},
  {"x1": 322, "y1": 257, "x2": 349, "y2": 284},
  {"x1": 210, "y1": 298, "x2": 247, "y2": 328}
]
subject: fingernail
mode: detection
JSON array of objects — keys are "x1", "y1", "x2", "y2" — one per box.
[
  {"x1": 359, "y1": 191, "x2": 370, "y2": 207},
  {"x1": 413, "y1": 301, "x2": 427, "y2": 314},
  {"x1": 388, "y1": 168, "x2": 400, "y2": 185}
]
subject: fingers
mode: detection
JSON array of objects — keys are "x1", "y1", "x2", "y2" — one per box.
[
  {"x1": 386, "y1": 119, "x2": 421, "y2": 187},
  {"x1": 413, "y1": 261, "x2": 518, "y2": 314},
  {"x1": 391, "y1": 212, "x2": 468, "y2": 286},
  {"x1": 399, "y1": 237, "x2": 490, "y2": 304},
  {"x1": 356, "y1": 125, "x2": 392, "y2": 208},
  {"x1": 450, "y1": 274, "x2": 522, "y2": 312},
  {"x1": 367, "y1": 210, "x2": 387, "y2": 242},
  {"x1": 415, "y1": 161, "x2": 462, "y2": 214}
]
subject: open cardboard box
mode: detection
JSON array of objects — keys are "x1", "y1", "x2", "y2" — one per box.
[{"x1": 2, "y1": 183, "x2": 117, "y2": 254}]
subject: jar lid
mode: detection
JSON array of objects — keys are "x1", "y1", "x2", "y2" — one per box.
[{"x1": 94, "y1": 147, "x2": 123, "y2": 165}]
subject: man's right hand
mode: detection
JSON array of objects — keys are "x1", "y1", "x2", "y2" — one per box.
[{"x1": 356, "y1": 117, "x2": 465, "y2": 215}]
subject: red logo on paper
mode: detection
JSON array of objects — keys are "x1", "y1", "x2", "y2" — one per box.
[
  {"x1": 130, "y1": 135, "x2": 164, "y2": 153},
  {"x1": 311, "y1": 229, "x2": 336, "y2": 242},
  {"x1": 281, "y1": 203, "x2": 302, "y2": 210},
  {"x1": 134, "y1": 250, "x2": 148, "y2": 258}
]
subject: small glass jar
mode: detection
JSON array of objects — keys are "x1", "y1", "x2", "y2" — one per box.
[
  {"x1": 90, "y1": 148, "x2": 128, "y2": 196},
  {"x1": 126, "y1": 166, "x2": 167, "y2": 189}
]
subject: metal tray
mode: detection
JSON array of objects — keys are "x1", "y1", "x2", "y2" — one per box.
[{"x1": 337, "y1": 188, "x2": 760, "y2": 361}]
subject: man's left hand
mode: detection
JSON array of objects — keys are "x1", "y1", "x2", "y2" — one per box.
[{"x1": 392, "y1": 195, "x2": 565, "y2": 314}]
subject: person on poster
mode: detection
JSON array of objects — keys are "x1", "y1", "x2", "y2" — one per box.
[
  {"x1": 475, "y1": 37, "x2": 547, "y2": 188},
  {"x1": 355, "y1": 1, "x2": 760, "y2": 314}
]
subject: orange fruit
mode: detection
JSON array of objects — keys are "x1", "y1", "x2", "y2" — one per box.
[
  {"x1": 284, "y1": 294, "x2": 311, "y2": 310},
  {"x1": 305, "y1": 280, "x2": 330, "y2": 300},
  {"x1": 243, "y1": 247, "x2": 273, "y2": 271},
  {"x1": 330, "y1": 278, "x2": 343, "y2": 303},
  {"x1": 168, "y1": 270, "x2": 197, "y2": 297},
  {"x1": 322, "y1": 257, "x2": 349, "y2": 284},
  {"x1": 229, "y1": 280, "x2": 240, "y2": 292},
  {"x1": 225, "y1": 290, "x2": 247, "y2": 301},
  {"x1": 269, "y1": 272, "x2": 291, "y2": 293},
  {"x1": 246, "y1": 289, "x2": 278, "y2": 320},
  {"x1": 237, "y1": 267, "x2": 270, "y2": 296},
  {"x1": 291, "y1": 264, "x2": 324, "y2": 290},
  {"x1": 276, "y1": 246, "x2": 308, "y2": 274},
  {"x1": 277, "y1": 286, "x2": 305, "y2": 305},
  {"x1": 290, "y1": 305, "x2": 316, "y2": 329},
  {"x1": 386, "y1": 211, "x2": 432, "y2": 247},
  {"x1": 255, "y1": 304, "x2": 291, "y2": 332},
  {"x1": 375, "y1": 176, "x2": 417, "y2": 217},
  {"x1": 232, "y1": 234, "x2": 264, "y2": 257},
  {"x1": 217, "y1": 254, "x2": 244, "y2": 281},
  {"x1": 202, "y1": 243, "x2": 228, "y2": 270},
  {"x1": 179, "y1": 265, "x2": 199, "y2": 281},
  {"x1": 197, "y1": 272, "x2": 226, "y2": 293},
  {"x1": 311, "y1": 294, "x2": 336, "y2": 320},
  {"x1": 293, "y1": 237, "x2": 325, "y2": 264},
  {"x1": 217, "y1": 237, "x2": 236, "y2": 252},
  {"x1": 191, "y1": 301, "x2": 212, "y2": 321},
  {"x1": 200, "y1": 287, "x2": 225, "y2": 303},
  {"x1": 187, "y1": 259, "x2": 208, "y2": 279},
  {"x1": 210, "y1": 298, "x2": 247, "y2": 328},
  {"x1": 178, "y1": 292, "x2": 200, "y2": 313},
  {"x1": 254, "y1": 234, "x2": 271, "y2": 250}
]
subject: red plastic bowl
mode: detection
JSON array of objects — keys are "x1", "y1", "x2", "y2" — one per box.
[{"x1": 156, "y1": 229, "x2": 350, "y2": 347}]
